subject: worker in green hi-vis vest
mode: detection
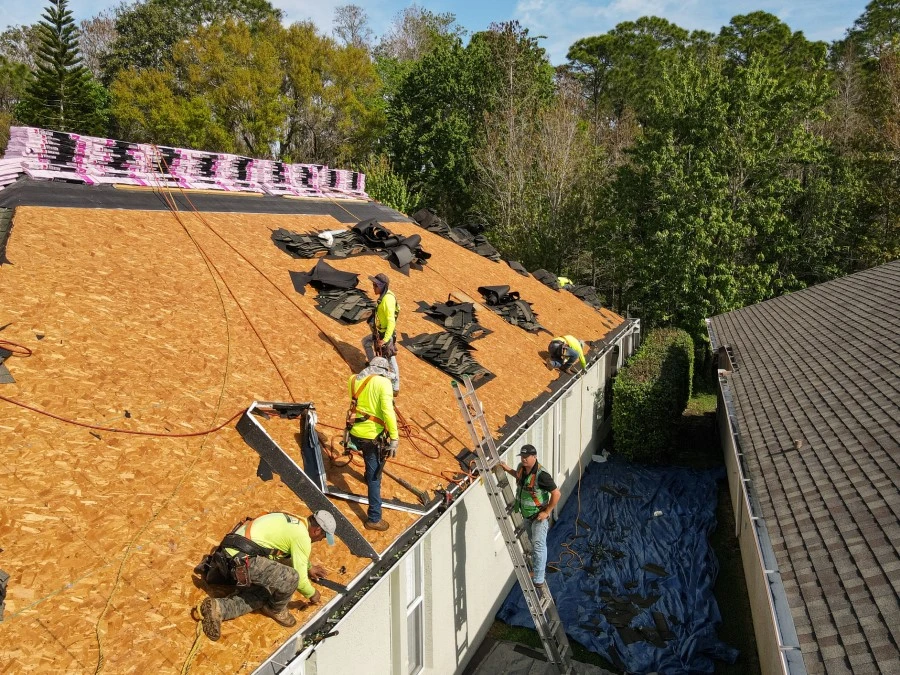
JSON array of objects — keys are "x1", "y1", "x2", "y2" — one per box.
[{"x1": 499, "y1": 444, "x2": 560, "y2": 589}]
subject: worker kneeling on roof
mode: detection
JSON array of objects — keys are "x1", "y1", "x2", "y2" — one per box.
[
  {"x1": 347, "y1": 357, "x2": 399, "y2": 531},
  {"x1": 195, "y1": 511, "x2": 336, "y2": 641},
  {"x1": 362, "y1": 272, "x2": 401, "y2": 394},
  {"x1": 548, "y1": 335, "x2": 586, "y2": 373}
]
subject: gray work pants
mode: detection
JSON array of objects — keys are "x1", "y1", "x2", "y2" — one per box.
[
  {"x1": 362, "y1": 335, "x2": 400, "y2": 392},
  {"x1": 219, "y1": 556, "x2": 299, "y2": 621}
]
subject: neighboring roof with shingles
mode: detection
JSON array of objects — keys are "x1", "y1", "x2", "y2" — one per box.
[{"x1": 708, "y1": 261, "x2": 900, "y2": 674}]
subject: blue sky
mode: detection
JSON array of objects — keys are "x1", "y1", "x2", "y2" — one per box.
[{"x1": 0, "y1": 0, "x2": 870, "y2": 63}]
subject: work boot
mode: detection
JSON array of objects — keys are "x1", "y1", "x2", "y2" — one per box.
[
  {"x1": 200, "y1": 597, "x2": 222, "y2": 642},
  {"x1": 260, "y1": 605, "x2": 297, "y2": 628},
  {"x1": 364, "y1": 519, "x2": 389, "y2": 531}
]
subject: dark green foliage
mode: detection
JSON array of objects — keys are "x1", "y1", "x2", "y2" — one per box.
[
  {"x1": 612, "y1": 328, "x2": 694, "y2": 463},
  {"x1": 15, "y1": 0, "x2": 108, "y2": 135},
  {"x1": 102, "y1": 0, "x2": 283, "y2": 82}
]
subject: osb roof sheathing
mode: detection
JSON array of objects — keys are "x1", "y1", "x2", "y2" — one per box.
[{"x1": 0, "y1": 200, "x2": 623, "y2": 673}]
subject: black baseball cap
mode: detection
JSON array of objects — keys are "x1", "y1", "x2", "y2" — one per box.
[{"x1": 519, "y1": 444, "x2": 537, "y2": 457}]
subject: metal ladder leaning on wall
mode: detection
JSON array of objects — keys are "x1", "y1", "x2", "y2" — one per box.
[{"x1": 452, "y1": 377, "x2": 575, "y2": 675}]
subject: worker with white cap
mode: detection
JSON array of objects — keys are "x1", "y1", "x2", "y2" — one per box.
[{"x1": 197, "y1": 510, "x2": 337, "y2": 641}]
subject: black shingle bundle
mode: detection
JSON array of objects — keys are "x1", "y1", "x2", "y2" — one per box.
[
  {"x1": 477, "y1": 285, "x2": 545, "y2": 333},
  {"x1": 289, "y1": 260, "x2": 375, "y2": 324}
]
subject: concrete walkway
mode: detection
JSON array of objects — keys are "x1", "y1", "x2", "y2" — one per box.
[{"x1": 462, "y1": 638, "x2": 615, "y2": 675}]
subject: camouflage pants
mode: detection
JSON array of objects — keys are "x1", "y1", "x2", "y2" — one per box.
[{"x1": 219, "y1": 556, "x2": 299, "y2": 621}]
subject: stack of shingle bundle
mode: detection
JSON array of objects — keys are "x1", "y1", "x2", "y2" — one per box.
[
  {"x1": 422, "y1": 299, "x2": 491, "y2": 343},
  {"x1": 531, "y1": 269, "x2": 561, "y2": 290},
  {"x1": 321, "y1": 168, "x2": 367, "y2": 199},
  {"x1": 289, "y1": 259, "x2": 375, "y2": 324},
  {"x1": 272, "y1": 228, "x2": 367, "y2": 259},
  {"x1": 402, "y1": 332, "x2": 493, "y2": 383},
  {"x1": 0, "y1": 126, "x2": 369, "y2": 198},
  {"x1": 411, "y1": 208, "x2": 502, "y2": 262},
  {"x1": 0, "y1": 158, "x2": 23, "y2": 189},
  {"x1": 477, "y1": 285, "x2": 545, "y2": 333},
  {"x1": 352, "y1": 219, "x2": 431, "y2": 274}
]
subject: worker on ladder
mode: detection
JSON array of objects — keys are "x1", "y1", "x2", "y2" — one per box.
[
  {"x1": 362, "y1": 273, "x2": 401, "y2": 394},
  {"x1": 548, "y1": 336, "x2": 586, "y2": 373},
  {"x1": 347, "y1": 357, "x2": 399, "y2": 531},
  {"x1": 499, "y1": 445, "x2": 560, "y2": 590}
]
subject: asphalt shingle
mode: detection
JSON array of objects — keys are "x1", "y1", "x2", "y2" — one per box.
[{"x1": 708, "y1": 261, "x2": 900, "y2": 673}]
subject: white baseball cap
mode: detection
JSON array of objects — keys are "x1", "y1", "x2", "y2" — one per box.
[{"x1": 314, "y1": 510, "x2": 336, "y2": 546}]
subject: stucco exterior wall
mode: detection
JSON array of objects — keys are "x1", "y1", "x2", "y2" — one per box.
[{"x1": 288, "y1": 321, "x2": 641, "y2": 675}]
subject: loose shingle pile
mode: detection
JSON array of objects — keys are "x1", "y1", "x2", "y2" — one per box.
[
  {"x1": 421, "y1": 299, "x2": 491, "y2": 343},
  {"x1": 273, "y1": 220, "x2": 431, "y2": 275},
  {"x1": 289, "y1": 260, "x2": 375, "y2": 324},
  {"x1": 352, "y1": 219, "x2": 431, "y2": 274},
  {"x1": 412, "y1": 208, "x2": 501, "y2": 262},
  {"x1": 532, "y1": 269, "x2": 561, "y2": 290},
  {"x1": 401, "y1": 332, "x2": 493, "y2": 384},
  {"x1": 477, "y1": 285, "x2": 545, "y2": 333},
  {"x1": 506, "y1": 260, "x2": 529, "y2": 277},
  {"x1": 273, "y1": 228, "x2": 367, "y2": 259},
  {"x1": 0, "y1": 126, "x2": 367, "y2": 198},
  {"x1": 566, "y1": 284, "x2": 604, "y2": 310}
]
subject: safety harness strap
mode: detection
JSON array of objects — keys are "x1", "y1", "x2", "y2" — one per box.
[{"x1": 350, "y1": 374, "x2": 387, "y2": 429}]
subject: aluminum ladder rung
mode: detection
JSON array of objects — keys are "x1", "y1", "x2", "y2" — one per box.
[{"x1": 452, "y1": 376, "x2": 574, "y2": 675}]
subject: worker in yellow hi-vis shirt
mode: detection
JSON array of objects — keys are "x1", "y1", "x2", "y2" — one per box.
[
  {"x1": 347, "y1": 357, "x2": 399, "y2": 531},
  {"x1": 362, "y1": 273, "x2": 401, "y2": 393},
  {"x1": 548, "y1": 335, "x2": 587, "y2": 372}
]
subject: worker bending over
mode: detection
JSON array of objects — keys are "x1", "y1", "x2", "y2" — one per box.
[
  {"x1": 499, "y1": 445, "x2": 560, "y2": 590},
  {"x1": 196, "y1": 511, "x2": 336, "y2": 641},
  {"x1": 548, "y1": 335, "x2": 586, "y2": 372},
  {"x1": 348, "y1": 357, "x2": 399, "y2": 531},
  {"x1": 362, "y1": 273, "x2": 401, "y2": 393}
]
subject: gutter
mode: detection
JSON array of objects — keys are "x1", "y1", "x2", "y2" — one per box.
[
  {"x1": 706, "y1": 319, "x2": 807, "y2": 675},
  {"x1": 252, "y1": 317, "x2": 641, "y2": 674}
]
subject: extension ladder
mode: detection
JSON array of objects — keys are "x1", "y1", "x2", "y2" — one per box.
[{"x1": 452, "y1": 377, "x2": 575, "y2": 675}]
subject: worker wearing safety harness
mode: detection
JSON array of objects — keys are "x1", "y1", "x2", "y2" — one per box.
[
  {"x1": 499, "y1": 445, "x2": 560, "y2": 589},
  {"x1": 548, "y1": 335, "x2": 587, "y2": 373},
  {"x1": 195, "y1": 511, "x2": 336, "y2": 641},
  {"x1": 362, "y1": 272, "x2": 401, "y2": 393},
  {"x1": 347, "y1": 357, "x2": 399, "y2": 531}
]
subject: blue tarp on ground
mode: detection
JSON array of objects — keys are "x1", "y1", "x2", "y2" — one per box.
[{"x1": 497, "y1": 458, "x2": 738, "y2": 674}]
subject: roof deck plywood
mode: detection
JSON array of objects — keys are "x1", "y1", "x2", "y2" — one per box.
[{"x1": 0, "y1": 202, "x2": 622, "y2": 672}]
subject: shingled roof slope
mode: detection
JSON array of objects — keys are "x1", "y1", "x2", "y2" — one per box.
[
  {"x1": 708, "y1": 261, "x2": 900, "y2": 674},
  {"x1": 0, "y1": 183, "x2": 623, "y2": 672}
]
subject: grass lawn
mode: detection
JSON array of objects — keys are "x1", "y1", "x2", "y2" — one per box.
[{"x1": 488, "y1": 365, "x2": 760, "y2": 674}]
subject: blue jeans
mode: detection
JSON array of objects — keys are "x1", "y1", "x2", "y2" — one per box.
[
  {"x1": 355, "y1": 437, "x2": 383, "y2": 523},
  {"x1": 526, "y1": 517, "x2": 550, "y2": 584}
]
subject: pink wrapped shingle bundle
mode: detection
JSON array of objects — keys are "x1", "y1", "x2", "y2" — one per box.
[{"x1": 0, "y1": 127, "x2": 367, "y2": 198}]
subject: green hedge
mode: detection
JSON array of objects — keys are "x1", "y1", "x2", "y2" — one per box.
[{"x1": 612, "y1": 328, "x2": 694, "y2": 462}]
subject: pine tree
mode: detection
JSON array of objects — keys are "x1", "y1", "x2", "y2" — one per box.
[{"x1": 16, "y1": 0, "x2": 106, "y2": 134}]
